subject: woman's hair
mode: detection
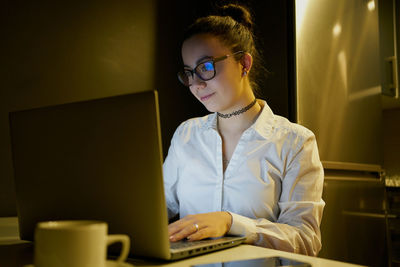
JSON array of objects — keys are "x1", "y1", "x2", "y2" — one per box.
[{"x1": 183, "y1": 3, "x2": 266, "y2": 95}]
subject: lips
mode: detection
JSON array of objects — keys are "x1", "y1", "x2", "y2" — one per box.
[{"x1": 200, "y1": 93, "x2": 215, "y2": 102}]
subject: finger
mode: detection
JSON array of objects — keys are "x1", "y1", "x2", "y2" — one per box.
[
  {"x1": 168, "y1": 214, "x2": 200, "y2": 235},
  {"x1": 169, "y1": 223, "x2": 199, "y2": 242},
  {"x1": 170, "y1": 223, "x2": 199, "y2": 241},
  {"x1": 187, "y1": 228, "x2": 209, "y2": 241},
  {"x1": 168, "y1": 219, "x2": 195, "y2": 236},
  {"x1": 168, "y1": 222, "x2": 182, "y2": 236}
]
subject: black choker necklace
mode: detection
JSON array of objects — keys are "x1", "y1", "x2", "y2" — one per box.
[{"x1": 217, "y1": 99, "x2": 257, "y2": 119}]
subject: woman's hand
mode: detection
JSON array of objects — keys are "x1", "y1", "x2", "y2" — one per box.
[{"x1": 168, "y1": 211, "x2": 232, "y2": 242}]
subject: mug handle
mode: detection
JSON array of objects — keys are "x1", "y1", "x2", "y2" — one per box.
[{"x1": 107, "y1": 234, "x2": 130, "y2": 263}]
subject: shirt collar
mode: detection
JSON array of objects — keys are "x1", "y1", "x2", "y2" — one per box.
[
  {"x1": 200, "y1": 100, "x2": 275, "y2": 139},
  {"x1": 250, "y1": 100, "x2": 275, "y2": 140},
  {"x1": 202, "y1": 112, "x2": 218, "y2": 130}
]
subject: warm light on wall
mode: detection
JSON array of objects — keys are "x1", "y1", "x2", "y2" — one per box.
[
  {"x1": 295, "y1": 0, "x2": 311, "y2": 35},
  {"x1": 367, "y1": 0, "x2": 375, "y2": 11},
  {"x1": 332, "y1": 23, "x2": 342, "y2": 37}
]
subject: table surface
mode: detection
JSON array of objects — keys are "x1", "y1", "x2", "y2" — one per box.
[{"x1": 0, "y1": 217, "x2": 364, "y2": 267}]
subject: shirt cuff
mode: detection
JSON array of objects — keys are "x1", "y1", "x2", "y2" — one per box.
[{"x1": 227, "y1": 212, "x2": 258, "y2": 243}]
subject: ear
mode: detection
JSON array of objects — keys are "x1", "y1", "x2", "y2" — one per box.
[{"x1": 240, "y1": 53, "x2": 253, "y2": 74}]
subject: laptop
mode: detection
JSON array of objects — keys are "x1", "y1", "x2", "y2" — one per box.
[{"x1": 9, "y1": 90, "x2": 245, "y2": 260}]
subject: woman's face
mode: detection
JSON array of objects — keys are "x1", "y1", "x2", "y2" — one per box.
[{"x1": 181, "y1": 34, "x2": 249, "y2": 114}]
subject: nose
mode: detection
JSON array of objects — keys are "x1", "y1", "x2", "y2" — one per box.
[{"x1": 190, "y1": 74, "x2": 206, "y2": 90}]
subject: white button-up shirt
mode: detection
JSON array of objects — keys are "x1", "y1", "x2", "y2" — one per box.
[{"x1": 163, "y1": 100, "x2": 325, "y2": 256}]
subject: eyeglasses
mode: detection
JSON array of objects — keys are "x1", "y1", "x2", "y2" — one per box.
[{"x1": 177, "y1": 51, "x2": 244, "y2": 87}]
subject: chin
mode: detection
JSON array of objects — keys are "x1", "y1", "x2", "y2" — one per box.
[
  {"x1": 201, "y1": 102, "x2": 218, "y2": 113},
  {"x1": 203, "y1": 106, "x2": 216, "y2": 113}
]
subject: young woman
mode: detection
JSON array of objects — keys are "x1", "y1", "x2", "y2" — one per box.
[{"x1": 163, "y1": 4, "x2": 325, "y2": 256}]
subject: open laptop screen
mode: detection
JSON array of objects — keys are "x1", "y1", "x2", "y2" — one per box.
[{"x1": 9, "y1": 90, "x2": 171, "y2": 259}]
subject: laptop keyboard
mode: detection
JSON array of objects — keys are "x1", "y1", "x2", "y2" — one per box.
[
  {"x1": 170, "y1": 239, "x2": 218, "y2": 249},
  {"x1": 168, "y1": 236, "x2": 245, "y2": 259}
]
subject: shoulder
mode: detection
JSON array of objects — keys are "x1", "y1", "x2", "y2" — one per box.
[
  {"x1": 273, "y1": 114, "x2": 315, "y2": 141},
  {"x1": 264, "y1": 114, "x2": 320, "y2": 170},
  {"x1": 172, "y1": 113, "x2": 215, "y2": 141},
  {"x1": 255, "y1": 103, "x2": 316, "y2": 157},
  {"x1": 256, "y1": 101, "x2": 315, "y2": 144},
  {"x1": 270, "y1": 115, "x2": 319, "y2": 161}
]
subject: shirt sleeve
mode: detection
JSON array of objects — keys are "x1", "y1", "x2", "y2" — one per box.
[
  {"x1": 163, "y1": 127, "x2": 181, "y2": 220},
  {"x1": 227, "y1": 132, "x2": 325, "y2": 256}
]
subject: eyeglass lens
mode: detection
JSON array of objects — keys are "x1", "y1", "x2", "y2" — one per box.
[
  {"x1": 178, "y1": 51, "x2": 243, "y2": 86},
  {"x1": 178, "y1": 61, "x2": 216, "y2": 86}
]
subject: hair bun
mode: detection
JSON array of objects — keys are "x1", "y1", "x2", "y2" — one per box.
[{"x1": 218, "y1": 4, "x2": 253, "y2": 30}]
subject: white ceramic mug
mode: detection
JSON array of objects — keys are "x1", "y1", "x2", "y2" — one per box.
[{"x1": 34, "y1": 220, "x2": 130, "y2": 267}]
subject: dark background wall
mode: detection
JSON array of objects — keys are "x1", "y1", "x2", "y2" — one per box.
[
  {"x1": 1, "y1": 0, "x2": 158, "y2": 216},
  {"x1": 1, "y1": 0, "x2": 292, "y2": 216}
]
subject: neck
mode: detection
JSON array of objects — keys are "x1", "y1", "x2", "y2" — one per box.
[
  {"x1": 217, "y1": 99, "x2": 257, "y2": 118},
  {"x1": 217, "y1": 99, "x2": 262, "y2": 135}
]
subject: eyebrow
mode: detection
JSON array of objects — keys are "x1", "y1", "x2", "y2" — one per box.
[{"x1": 183, "y1": 55, "x2": 213, "y2": 68}]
